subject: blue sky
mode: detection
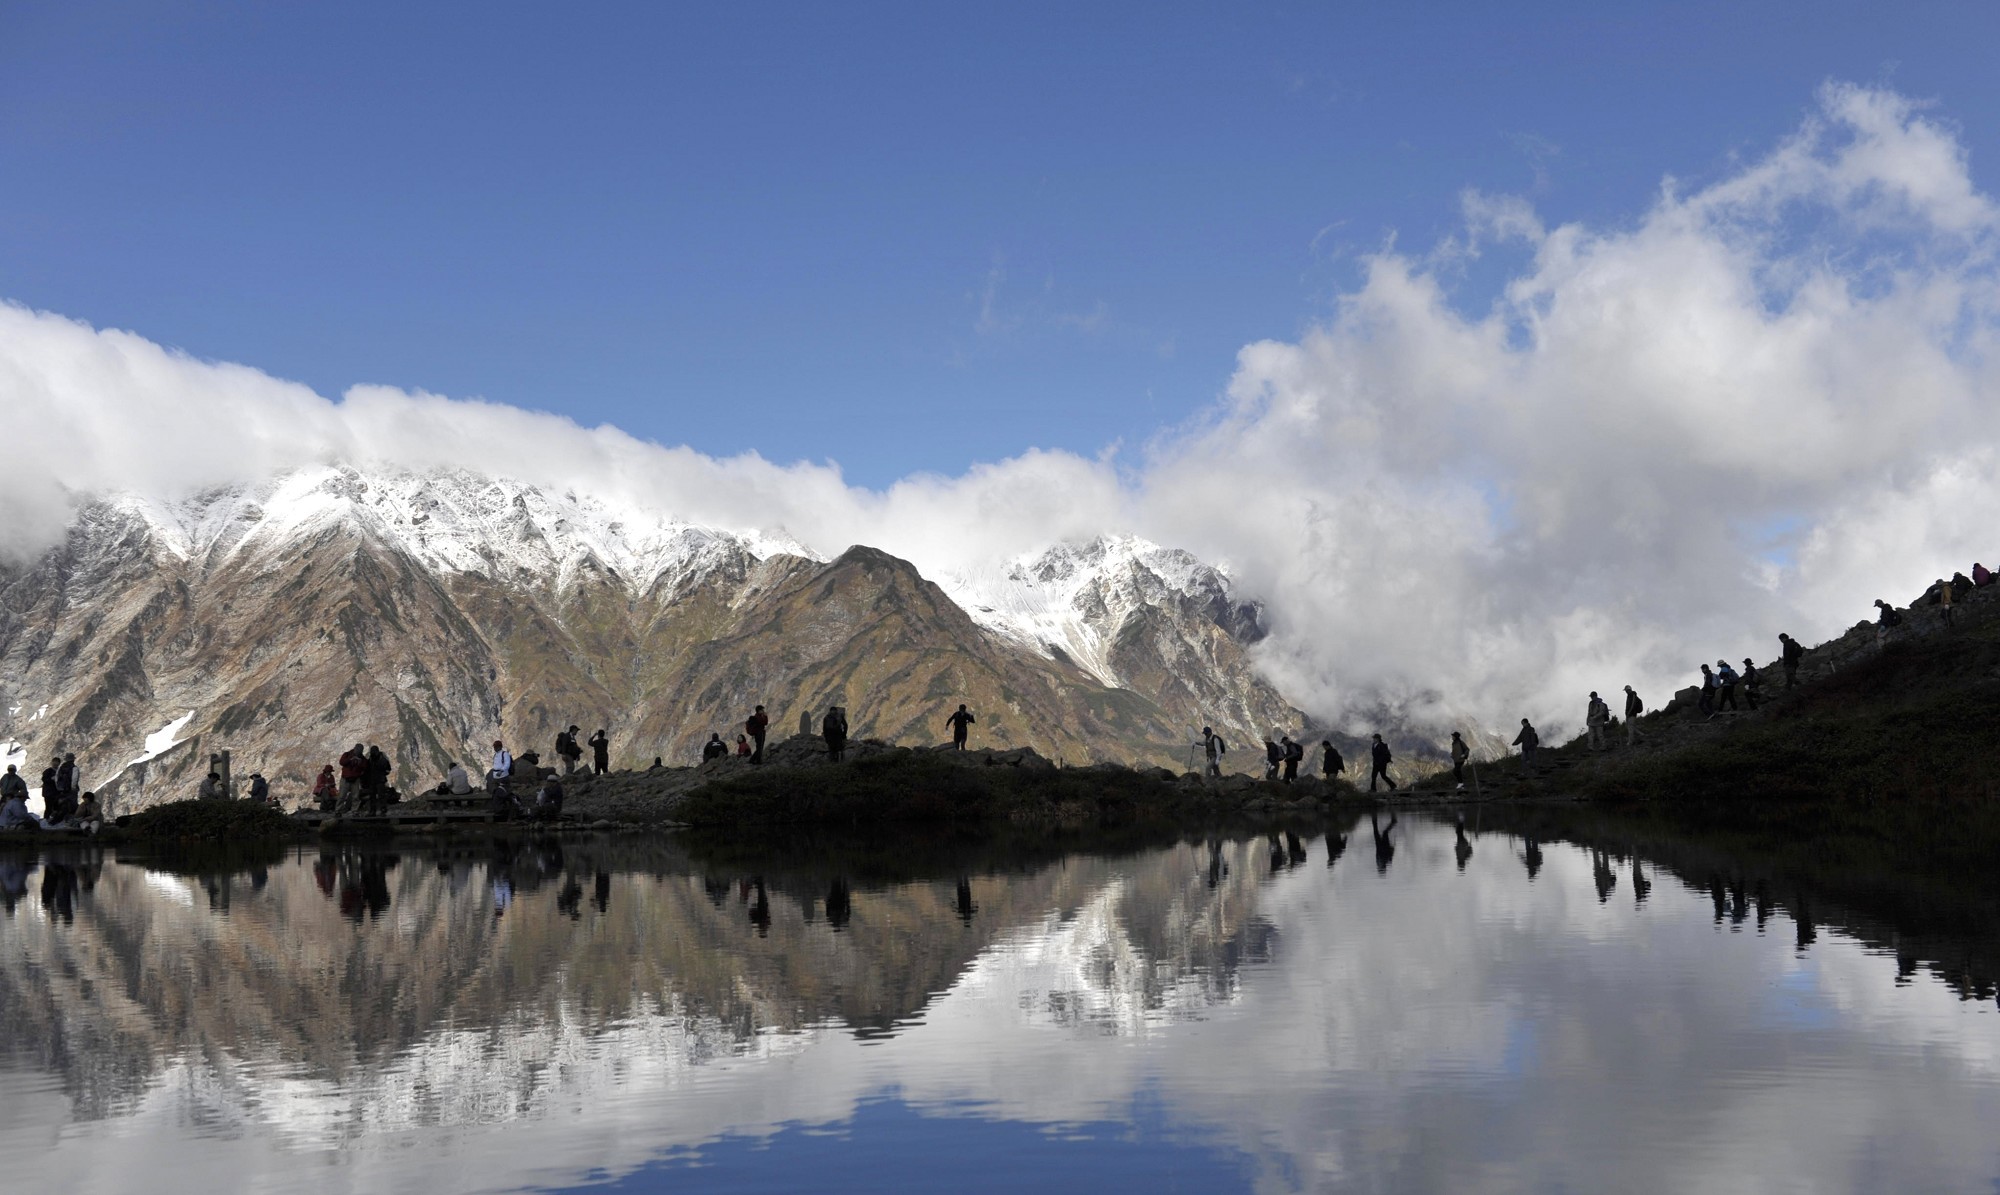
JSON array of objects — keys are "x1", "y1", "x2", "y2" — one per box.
[{"x1": 3, "y1": 1, "x2": 1998, "y2": 489}]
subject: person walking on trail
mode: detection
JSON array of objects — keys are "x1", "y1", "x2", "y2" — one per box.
[
  {"x1": 747, "y1": 705, "x2": 770, "y2": 763},
  {"x1": 1585, "y1": 692, "x2": 1610, "y2": 751},
  {"x1": 1512, "y1": 719, "x2": 1540, "y2": 769},
  {"x1": 1779, "y1": 633, "x2": 1804, "y2": 689},
  {"x1": 1280, "y1": 736, "x2": 1304, "y2": 783},
  {"x1": 822, "y1": 707, "x2": 849, "y2": 762},
  {"x1": 1938, "y1": 578, "x2": 1956, "y2": 630},
  {"x1": 1714, "y1": 661, "x2": 1740, "y2": 713},
  {"x1": 1369, "y1": 734, "x2": 1397, "y2": 792},
  {"x1": 489, "y1": 741, "x2": 514, "y2": 786},
  {"x1": 1201, "y1": 727, "x2": 1228, "y2": 777},
  {"x1": 1263, "y1": 738, "x2": 1282, "y2": 780},
  {"x1": 1697, "y1": 665, "x2": 1717, "y2": 717},
  {"x1": 1449, "y1": 732, "x2": 1470, "y2": 789},
  {"x1": 1740, "y1": 659, "x2": 1762, "y2": 710},
  {"x1": 945, "y1": 704, "x2": 975, "y2": 750},
  {"x1": 1321, "y1": 740, "x2": 1345, "y2": 782},
  {"x1": 1623, "y1": 686, "x2": 1645, "y2": 745},
  {"x1": 589, "y1": 728, "x2": 609, "y2": 775}
]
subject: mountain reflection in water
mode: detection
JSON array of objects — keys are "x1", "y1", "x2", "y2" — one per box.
[{"x1": 2, "y1": 816, "x2": 1999, "y2": 1194}]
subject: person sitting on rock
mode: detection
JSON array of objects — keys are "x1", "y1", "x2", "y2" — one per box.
[
  {"x1": 531, "y1": 775, "x2": 565, "y2": 821},
  {"x1": 446, "y1": 761, "x2": 473, "y2": 795},
  {"x1": 0, "y1": 765, "x2": 27, "y2": 807},
  {"x1": 1321, "y1": 740, "x2": 1345, "y2": 782},
  {"x1": 197, "y1": 771, "x2": 227, "y2": 801},
  {"x1": 649, "y1": 756, "x2": 664, "y2": 770},
  {"x1": 1953, "y1": 571, "x2": 1975, "y2": 601},
  {"x1": 0, "y1": 786, "x2": 45, "y2": 832},
  {"x1": 703, "y1": 733, "x2": 729, "y2": 762},
  {"x1": 314, "y1": 764, "x2": 338, "y2": 810},
  {"x1": 73, "y1": 791, "x2": 104, "y2": 834},
  {"x1": 247, "y1": 773, "x2": 270, "y2": 805},
  {"x1": 944, "y1": 704, "x2": 975, "y2": 750},
  {"x1": 735, "y1": 735, "x2": 752, "y2": 757}
]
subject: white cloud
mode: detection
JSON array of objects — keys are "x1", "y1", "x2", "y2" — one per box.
[{"x1": 2, "y1": 82, "x2": 1998, "y2": 737}]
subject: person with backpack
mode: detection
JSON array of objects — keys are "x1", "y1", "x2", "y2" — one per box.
[
  {"x1": 247, "y1": 773, "x2": 270, "y2": 805},
  {"x1": 1321, "y1": 740, "x2": 1345, "y2": 782},
  {"x1": 1698, "y1": 665, "x2": 1717, "y2": 717},
  {"x1": 1369, "y1": 734, "x2": 1397, "y2": 792},
  {"x1": 944, "y1": 704, "x2": 975, "y2": 750},
  {"x1": 589, "y1": 728, "x2": 610, "y2": 775},
  {"x1": 340, "y1": 743, "x2": 367, "y2": 806},
  {"x1": 1740, "y1": 659, "x2": 1762, "y2": 710},
  {"x1": 1449, "y1": 732, "x2": 1470, "y2": 788},
  {"x1": 1585, "y1": 692, "x2": 1610, "y2": 750},
  {"x1": 1874, "y1": 599, "x2": 1902, "y2": 648},
  {"x1": 747, "y1": 705, "x2": 770, "y2": 762},
  {"x1": 557, "y1": 726, "x2": 584, "y2": 774},
  {"x1": 1623, "y1": 685, "x2": 1645, "y2": 744},
  {"x1": 489, "y1": 740, "x2": 513, "y2": 786},
  {"x1": 364, "y1": 745, "x2": 393, "y2": 813},
  {"x1": 1512, "y1": 719, "x2": 1540, "y2": 769},
  {"x1": 1714, "y1": 661, "x2": 1739, "y2": 712},
  {"x1": 1263, "y1": 738, "x2": 1282, "y2": 780},
  {"x1": 1201, "y1": 727, "x2": 1227, "y2": 777},
  {"x1": 1280, "y1": 736, "x2": 1303, "y2": 783},
  {"x1": 1779, "y1": 633, "x2": 1804, "y2": 688}
]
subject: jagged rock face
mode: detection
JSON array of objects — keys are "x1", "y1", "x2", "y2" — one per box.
[{"x1": 0, "y1": 468, "x2": 1305, "y2": 811}]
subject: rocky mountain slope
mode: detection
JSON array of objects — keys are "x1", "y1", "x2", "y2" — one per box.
[{"x1": 0, "y1": 467, "x2": 1303, "y2": 811}]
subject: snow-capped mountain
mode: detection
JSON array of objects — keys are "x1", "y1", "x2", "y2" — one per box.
[{"x1": 0, "y1": 466, "x2": 1304, "y2": 809}]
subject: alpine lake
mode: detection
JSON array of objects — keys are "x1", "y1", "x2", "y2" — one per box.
[{"x1": 4, "y1": 809, "x2": 1998, "y2": 1194}]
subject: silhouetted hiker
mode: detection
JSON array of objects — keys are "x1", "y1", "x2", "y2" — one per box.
[
  {"x1": 314, "y1": 765, "x2": 338, "y2": 810},
  {"x1": 1281, "y1": 736, "x2": 1303, "y2": 782},
  {"x1": 1512, "y1": 719, "x2": 1539, "y2": 768},
  {"x1": 945, "y1": 704, "x2": 975, "y2": 749},
  {"x1": 0, "y1": 784, "x2": 43, "y2": 832},
  {"x1": 1522, "y1": 837, "x2": 1543, "y2": 881},
  {"x1": 0, "y1": 765, "x2": 27, "y2": 807},
  {"x1": 247, "y1": 773, "x2": 270, "y2": 805},
  {"x1": 73, "y1": 792, "x2": 103, "y2": 834},
  {"x1": 1201, "y1": 727, "x2": 1228, "y2": 777},
  {"x1": 531, "y1": 775, "x2": 565, "y2": 822},
  {"x1": 556, "y1": 726, "x2": 581, "y2": 775},
  {"x1": 649, "y1": 757, "x2": 663, "y2": 771},
  {"x1": 1369, "y1": 734, "x2": 1397, "y2": 792},
  {"x1": 364, "y1": 745, "x2": 393, "y2": 813},
  {"x1": 41, "y1": 761, "x2": 57, "y2": 813},
  {"x1": 1975, "y1": 562, "x2": 1993, "y2": 587},
  {"x1": 1740, "y1": 658, "x2": 1762, "y2": 709},
  {"x1": 1715, "y1": 661, "x2": 1739, "y2": 712},
  {"x1": 53, "y1": 754, "x2": 78, "y2": 821},
  {"x1": 1779, "y1": 633, "x2": 1804, "y2": 688},
  {"x1": 198, "y1": 771, "x2": 226, "y2": 801},
  {"x1": 1937, "y1": 578, "x2": 1956, "y2": 630},
  {"x1": 1585, "y1": 692, "x2": 1610, "y2": 751},
  {"x1": 1445, "y1": 731, "x2": 1469, "y2": 788},
  {"x1": 735, "y1": 735, "x2": 752, "y2": 757},
  {"x1": 822, "y1": 707, "x2": 849, "y2": 761},
  {"x1": 1321, "y1": 740, "x2": 1344, "y2": 781},
  {"x1": 489, "y1": 741, "x2": 513, "y2": 785},
  {"x1": 1263, "y1": 738, "x2": 1281, "y2": 780},
  {"x1": 589, "y1": 728, "x2": 609, "y2": 774},
  {"x1": 1370, "y1": 811, "x2": 1397, "y2": 875},
  {"x1": 1953, "y1": 571, "x2": 1974, "y2": 600},
  {"x1": 1325, "y1": 831, "x2": 1348, "y2": 866},
  {"x1": 1697, "y1": 664, "x2": 1717, "y2": 716},
  {"x1": 1453, "y1": 816, "x2": 1473, "y2": 872},
  {"x1": 1623, "y1": 686, "x2": 1645, "y2": 744},
  {"x1": 703, "y1": 733, "x2": 728, "y2": 761},
  {"x1": 1873, "y1": 599, "x2": 1902, "y2": 647},
  {"x1": 747, "y1": 705, "x2": 770, "y2": 762}
]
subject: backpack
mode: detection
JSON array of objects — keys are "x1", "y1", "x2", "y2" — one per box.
[{"x1": 1285, "y1": 741, "x2": 1303, "y2": 763}]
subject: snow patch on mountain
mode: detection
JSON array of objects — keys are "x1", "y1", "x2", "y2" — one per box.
[
  {"x1": 941, "y1": 535, "x2": 1243, "y2": 687},
  {"x1": 108, "y1": 466, "x2": 824, "y2": 593}
]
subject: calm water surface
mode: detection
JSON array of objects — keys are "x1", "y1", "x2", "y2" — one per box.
[{"x1": 3, "y1": 815, "x2": 1998, "y2": 1193}]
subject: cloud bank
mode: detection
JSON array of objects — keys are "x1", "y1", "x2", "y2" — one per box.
[{"x1": 3, "y1": 83, "x2": 1997, "y2": 736}]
